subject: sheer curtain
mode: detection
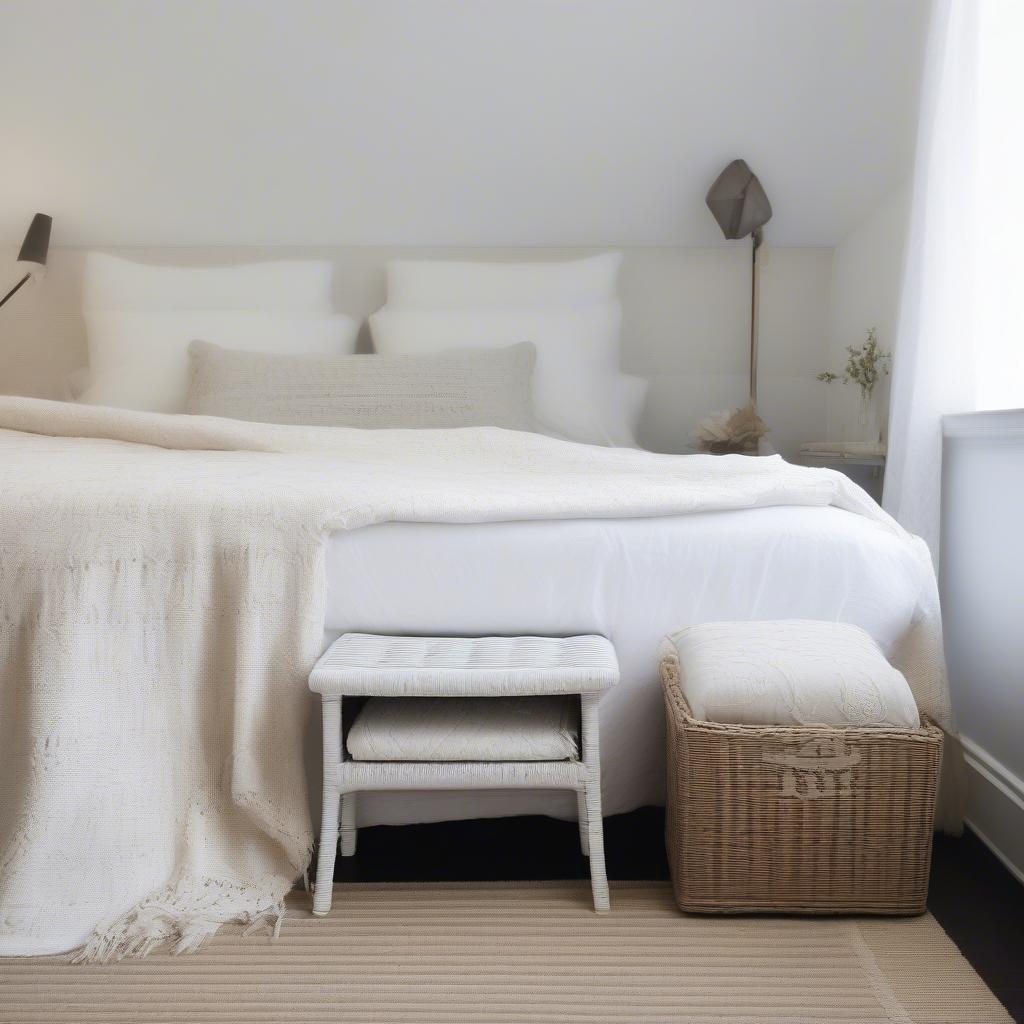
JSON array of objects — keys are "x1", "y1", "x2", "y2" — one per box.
[{"x1": 883, "y1": 0, "x2": 1024, "y2": 559}]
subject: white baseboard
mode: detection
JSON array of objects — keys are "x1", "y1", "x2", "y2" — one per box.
[{"x1": 960, "y1": 734, "x2": 1024, "y2": 886}]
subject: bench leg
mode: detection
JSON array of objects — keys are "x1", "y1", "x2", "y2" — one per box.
[
  {"x1": 581, "y1": 692, "x2": 609, "y2": 913},
  {"x1": 340, "y1": 792, "x2": 358, "y2": 857},
  {"x1": 313, "y1": 787, "x2": 340, "y2": 916},
  {"x1": 576, "y1": 789, "x2": 590, "y2": 857},
  {"x1": 313, "y1": 697, "x2": 342, "y2": 917},
  {"x1": 584, "y1": 776, "x2": 609, "y2": 913}
]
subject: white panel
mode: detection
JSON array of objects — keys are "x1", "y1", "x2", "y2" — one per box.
[
  {"x1": 942, "y1": 416, "x2": 1024, "y2": 874},
  {"x1": 961, "y1": 736, "x2": 1024, "y2": 884},
  {"x1": 942, "y1": 422, "x2": 1024, "y2": 779}
]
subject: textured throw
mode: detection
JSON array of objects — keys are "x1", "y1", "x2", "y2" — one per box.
[
  {"x1": 0, "y1": 883, "x2": 1010, "y2": 1024},
  {"x1": 0, "y1": 397, "x2": 961, "y2": 959}
]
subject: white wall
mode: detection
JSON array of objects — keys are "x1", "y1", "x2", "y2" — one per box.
[
  {"x1": 942, "y1": 412, "x2": 1024, "y2": 882},
  {"x1": 825, "y1": 186, "x2": 911, "y2": 441},
  {"x1": 0, "y1": 1, "x2": 927, "y2": 458},
  {"x1": 0, "y1": 244, "x2": 832, "y2": 459},
  {"x1": 2, "y1": 0, "x2": 928, "y2": 249}
]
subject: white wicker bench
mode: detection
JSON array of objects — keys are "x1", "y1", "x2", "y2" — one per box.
[{"x1": 309, "y1": 634, "x2": 619, "y2": 915}]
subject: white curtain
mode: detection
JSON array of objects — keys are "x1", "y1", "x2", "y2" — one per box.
[{"x1": 884, "y1": 0, "x2": 1024, "y2": 559}]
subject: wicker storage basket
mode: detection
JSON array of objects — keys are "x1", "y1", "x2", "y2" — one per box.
[{"x1": 661, "y1": 653, "x2": 943, "y2": 915}]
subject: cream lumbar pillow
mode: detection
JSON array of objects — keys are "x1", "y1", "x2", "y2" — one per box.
[
  {"x1": 185, "y1": 340, "x2": 537, "y2": 431},
  {"x1": 80, "y1": 310, "x2": 360, "y2": 413},
  {"x1": 660, "y1": 620, "x2": 921, "y2": 729}
]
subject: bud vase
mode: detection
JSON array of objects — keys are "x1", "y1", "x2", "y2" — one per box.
[{"x1": 858, "y1": 389, "x2": 881, "y2": 445}]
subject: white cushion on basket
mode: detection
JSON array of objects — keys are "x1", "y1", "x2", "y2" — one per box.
[
  {"x1": 346, "y1": 696, "x2": 579, "y2": 762},
  {"x1": 659, "y1": 620, "x2": 920, "y2": 729}
]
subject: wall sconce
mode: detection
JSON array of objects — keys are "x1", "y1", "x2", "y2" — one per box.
[{"x1": 1, "y1": 213, "x2": 53, "y2": 310}]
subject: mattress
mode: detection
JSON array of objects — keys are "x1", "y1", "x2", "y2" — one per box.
[{"x1": 321, "y1": 505, "x2": 923, "y2": 827}]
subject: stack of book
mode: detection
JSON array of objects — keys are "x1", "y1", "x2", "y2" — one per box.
[{"x1": 799, "y1": 441, "x2": 886, "y2": 459}]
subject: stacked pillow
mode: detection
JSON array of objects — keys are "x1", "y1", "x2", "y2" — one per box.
[
  {"x1": 79, "y1": 253, "x2": 360, "y2": 412},
  {"x1": 370, "y1": 253, "x2": 647, "y2": 446}
]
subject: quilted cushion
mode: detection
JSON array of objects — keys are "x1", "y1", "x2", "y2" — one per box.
[
  {"x1": 659, "y1": 620, "x2": 920, "y2": 729},
  {"x1": 346, "y1": 696, "x2": 579, "y2": 762},
  {"x1": 310, "y1": 634, "x2": 619, "y2": 697}
]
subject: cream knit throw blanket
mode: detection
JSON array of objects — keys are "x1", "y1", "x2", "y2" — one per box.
[{"x1": 0, "y1": 398, "x2": 963, "y2": 959}]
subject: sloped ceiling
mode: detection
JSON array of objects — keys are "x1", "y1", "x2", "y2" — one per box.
[{"x1": 2, "y1": 0, "x2": 928, "y2": 248}]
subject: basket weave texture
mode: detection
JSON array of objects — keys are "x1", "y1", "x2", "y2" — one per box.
[{"x1": 661, "y1": 654, "x2": 942, "y2": 916}]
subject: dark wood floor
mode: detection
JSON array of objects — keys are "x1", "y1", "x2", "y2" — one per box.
[{"x1": 330, "y1": 807, "x2": 1024, "y2": 1022}]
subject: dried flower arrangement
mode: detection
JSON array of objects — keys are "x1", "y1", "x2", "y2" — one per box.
[
  {"x1": 693, "y1": 403, "x2": 770, "y2": 455},
  {"x1": 817, "y1": 327, "x2": 892, "y2": 401}
]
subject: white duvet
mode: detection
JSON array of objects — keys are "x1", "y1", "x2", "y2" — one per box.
[
  {"x1": 0, "y1": 397, "x2": 960, "y2": 959},
  {"x1": 321, "y1": 508, "x2": 937, "y2": 826}
]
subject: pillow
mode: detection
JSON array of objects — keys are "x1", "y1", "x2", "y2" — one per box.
[
  {"x1": 83, "y1": 252, "x2": 334, "y2": 312},
  {"x1": 185, "y1": 340, "x2": 537, "y2": 431},
  {"x1": 659, "y1": 620, "x2": 921, "y2": 729},
  {"x1": 346, "y1": 696, "x2": 578, "y2": 761},
  {"x1": 385, "y1": 253, "x2": 622, "y2": 311},
  {"x1": 81, "y1": 310, "x2": 360, "y2": 412},
  {"x1": 369, "y1": 306, "x2": 620, "y2": 444},
  {"x1": 610, "y1": 374, "x2": 649, "y2": 448}
]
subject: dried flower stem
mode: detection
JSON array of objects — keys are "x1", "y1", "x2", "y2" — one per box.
[{"x1": 817, "y1": 327, "x2": 891, "y2": 400}]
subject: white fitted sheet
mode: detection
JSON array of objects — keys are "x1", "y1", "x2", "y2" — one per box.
[{"x1": 321, "y1": 505, "x2": 923, "y2": 827}]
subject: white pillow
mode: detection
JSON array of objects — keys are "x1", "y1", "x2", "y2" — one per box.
[
  {"x1": 369, "y1": 306, "x2": 620, "y2": 444},
  {"x1": 81, "y1": 310, "x2": 360, "y2": 412},
  {"x1": 346, "y1": 696, "x2": 578, "y2": 761},
  {"x1": 385, "y1": 253, "x2": 621, "y2": 311},
  {"x1": 660, "y1": 620, "x2": 921, "y2": 729},
  {"x1": 83, "y1": 252, "x2": 335, "y2": 312}
]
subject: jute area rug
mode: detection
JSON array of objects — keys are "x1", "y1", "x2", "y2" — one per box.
[{"x1": 0, "y1": 882, "x2": 1011, "y2": 1024}]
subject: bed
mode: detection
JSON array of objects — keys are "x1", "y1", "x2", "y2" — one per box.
[
  {"x1": 0, "y1": 250, "x2": 962, "y2": 960},
  {"x1": 0, "y1": 396, "x2": 957, "y2": 959},
  {"x1": 322, "y1": 507, "x2": 925, "y2": 826}
]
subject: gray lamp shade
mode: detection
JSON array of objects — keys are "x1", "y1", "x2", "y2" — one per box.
[
  {"x1": 17, "y1": 213, "x2": 52, "y2": 266},
  {"x1": 0, "y1": 213, "x2": 53, "y2": 310},
  {"x1": 705, "y1": 160, "x2": 772, "y2": 240}
]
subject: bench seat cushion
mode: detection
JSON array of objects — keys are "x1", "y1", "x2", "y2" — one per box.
[
  {"x1": 346, "y1": 696, "x2": 580, "y2": 762},
  {"x1": 310, "y1": 634, "x2": 619, "y2": 697},
  {"x1": 658, "y1": 620, "x2": 920, "y2": 729}
]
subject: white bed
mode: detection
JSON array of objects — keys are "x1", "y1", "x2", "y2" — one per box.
[
  {"x1": 322, "y1": 504, "x2": 923, "y2": 827},
  {"x1": 0, "y1": 397, "x2": 956, "y2": 957},
  {"x1": 0, "y1": 252, "x2": 956, "y2": 959}
]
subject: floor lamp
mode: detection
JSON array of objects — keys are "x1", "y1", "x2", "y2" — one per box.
[{"x1": 697, "y1": 161, "x2": 772, "y2": 453}]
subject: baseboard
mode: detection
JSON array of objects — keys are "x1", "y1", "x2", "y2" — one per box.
[{"x1": 960, "y1": 734, "x2": 1024, "y2": 886}]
